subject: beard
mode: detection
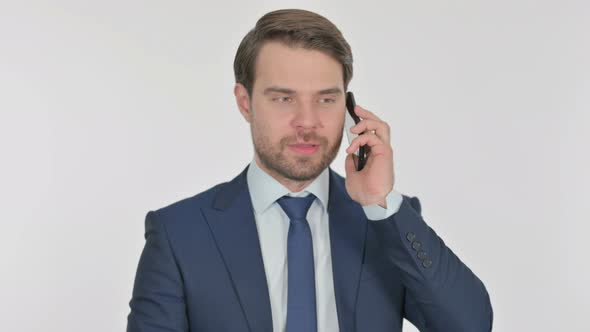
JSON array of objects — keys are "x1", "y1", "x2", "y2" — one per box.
[{"x1": 251, "y1": 124, "x2": 342, "y2": 182}]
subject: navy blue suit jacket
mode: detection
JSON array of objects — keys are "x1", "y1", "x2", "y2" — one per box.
[{"x1": 127, "y1": 165, "x2": 493, "y2": 331}]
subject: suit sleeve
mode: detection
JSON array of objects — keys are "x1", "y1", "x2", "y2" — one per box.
[
  {"x1": 127, "y1": 211, "x2": 189, "y2": 332},
  {"x1": 368, "y1": 195, "x2": 493, "y2": 331}
]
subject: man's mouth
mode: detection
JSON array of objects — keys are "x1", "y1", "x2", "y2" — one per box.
[{"x1": 288, "y1": 143, "x2": 320, "y2": 155}]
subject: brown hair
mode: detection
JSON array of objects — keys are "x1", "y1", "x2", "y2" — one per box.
[{"x1": 233, "y1": 9, "x2": 353, "y2": 98}]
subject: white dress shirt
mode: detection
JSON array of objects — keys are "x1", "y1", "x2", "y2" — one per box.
[{"x1": 246, "y1": 158, "x2": 403, "y2": 332}]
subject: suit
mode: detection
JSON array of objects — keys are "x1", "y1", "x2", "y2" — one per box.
[{"x1": 127, "y1": 165, "x2": 493, "y2": 331}]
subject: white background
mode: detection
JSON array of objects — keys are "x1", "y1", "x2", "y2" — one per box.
[{"x1": 1, "y1": 1, "x2": 588, "y2": 331}]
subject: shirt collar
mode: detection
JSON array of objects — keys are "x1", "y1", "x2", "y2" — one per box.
[{"x1": 246, "y1": 157, "x2": 330, "y2": 215}]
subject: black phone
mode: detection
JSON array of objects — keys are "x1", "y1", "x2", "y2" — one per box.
[{"x1": 345, "y1": 91, "x2": 369, "y2": 171}]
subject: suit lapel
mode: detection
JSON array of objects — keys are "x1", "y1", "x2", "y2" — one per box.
[
  {"x1": 201, "y1": 165, "x2": 273, "y2": 332},
  {"x1": 200, "y1": 165, "x2": 367, "y2": 332},
  {"x1": 328, "y1": 168, "x2": 367, "y2": 332}
]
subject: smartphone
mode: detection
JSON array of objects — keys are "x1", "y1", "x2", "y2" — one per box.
[{"x1": 344, "y1": 91, "x2": 369, "y2": 171}]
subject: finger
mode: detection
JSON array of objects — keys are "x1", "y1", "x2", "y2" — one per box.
[
  {"x1": 345, "y1": 152, "x2": 357, "y2": 174},
  {"x1": 346, "y1": 132, "x2": 391, "y2": 156},
  {"x1": 354, "y1": 105, "x2": 382, "y2": 121},
  {"x1": 346, "y1": 132, "x2": 381, "y2": 152},
  {"x1": 350, "y1": 118, "x2": 390, "y2": 143}
]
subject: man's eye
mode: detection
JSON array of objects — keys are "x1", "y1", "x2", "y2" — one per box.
[
  {"x1": 320, "y1": 98, "x2": 336, "y2": 104},
  {"x1": 274, "y1": 96, "x2": 292, "y2": 103}
]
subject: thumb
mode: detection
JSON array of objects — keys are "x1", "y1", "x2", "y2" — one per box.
[{"x1": 345, "y1": 153, "x2": 357, "y2": 176}]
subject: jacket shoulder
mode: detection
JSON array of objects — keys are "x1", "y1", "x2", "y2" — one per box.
[{"x1": 148, "y1": 181, "x2": 227, "y2": 226}]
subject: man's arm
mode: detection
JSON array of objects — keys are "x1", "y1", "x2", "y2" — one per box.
[
  {"x1": 127, "y1": 211, "x2": 188, "y2": 332},
  {"x1": 367, "y1": 194, "x2": 493, "y2": 331}
]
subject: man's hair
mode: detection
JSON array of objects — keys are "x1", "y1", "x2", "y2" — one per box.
[{"x1": 233, "y1": 9, "x2": 353, "y2": 98}]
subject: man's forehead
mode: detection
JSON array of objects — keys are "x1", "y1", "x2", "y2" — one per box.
[{"x1": 253, "y1": 41, "x2": 344, "y2": 91}]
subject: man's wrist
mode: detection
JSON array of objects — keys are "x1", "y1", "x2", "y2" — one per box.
[{"x1": 362, "y1": 190, "x2": 404, "y2": 221}]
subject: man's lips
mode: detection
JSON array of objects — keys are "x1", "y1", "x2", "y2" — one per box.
[
  {"x1": 288, "y1": 143, "x2": 320, "y2": 155},
  {"x1": 289, "y1": 143, "x2": 319, "y2": 147}
]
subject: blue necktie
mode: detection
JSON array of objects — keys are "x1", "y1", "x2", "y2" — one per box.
[{"x1": 277, "y1": 194, "x2": 317, "y2": 332}]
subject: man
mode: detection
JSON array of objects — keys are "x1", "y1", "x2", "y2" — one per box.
[{"x1": 127, "y1": 8, "x2": 493, "y2": 332}]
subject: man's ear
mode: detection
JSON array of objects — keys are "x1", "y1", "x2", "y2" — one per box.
[{"x1": 234, "y1": 83, "x2": 252, "y2": 123}]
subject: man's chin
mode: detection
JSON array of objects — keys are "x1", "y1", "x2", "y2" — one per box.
[
  {"x1": 255, "y1": 141, "x2": 338, "y2": 182},
  {"x1": 276, "y1": 157, "x2": 327, "y2": 181},
  {"x1": 283, "y1": 170, "x2": 323, "y2": 182}
]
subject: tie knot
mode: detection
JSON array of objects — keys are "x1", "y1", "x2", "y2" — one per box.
[{"x1": 277, "y1": 194, "x2": 316, "y2": 221}]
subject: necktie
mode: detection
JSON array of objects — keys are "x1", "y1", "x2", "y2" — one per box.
[{"x1": 277, "y1": 194, "x2": 317, "y2": 332}]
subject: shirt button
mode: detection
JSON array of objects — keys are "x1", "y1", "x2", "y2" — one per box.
[
  {"x1": 411, "y1": 240, "x2": 422, "y2": 251},
  {"x1": 406, "y1": 232, "x2": 416, "y2": 242}
]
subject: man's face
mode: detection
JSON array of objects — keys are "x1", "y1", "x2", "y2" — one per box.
[{"x1": 239, "y1": 41, "x2": 346, "y2": 182}]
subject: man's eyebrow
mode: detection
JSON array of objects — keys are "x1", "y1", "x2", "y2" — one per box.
[
  {"x1": 262, "y1": 86, "x2": 343, "y2": 95},
  {"x1": 318, "y1": 87, "x2": 343, "y2": 95},
  {"x1": 263, "y1": 86, "x2": 296, "y2": 95}
]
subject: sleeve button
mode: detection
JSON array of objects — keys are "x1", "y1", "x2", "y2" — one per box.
[
  {"x1": 406, "y1": 232, "x2": 416, "y2": 242},
  {"x1": 422, "y1": 259, "x2": 433, "y2": 268},
  {"x1": 417, "y1": 250, "x2": 428, "y2": 260},
  {"x1": 411, "y1": 240, "x2": 422, "y2": 251}
]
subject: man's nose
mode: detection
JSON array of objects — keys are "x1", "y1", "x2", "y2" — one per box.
[{"x1": 292, "y1": 103, "x2": 321, "y2": 129}]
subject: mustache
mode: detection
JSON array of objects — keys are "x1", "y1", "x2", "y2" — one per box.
[{"x1": 282, "y1": 132, "x2": 328, "y2": 145}]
